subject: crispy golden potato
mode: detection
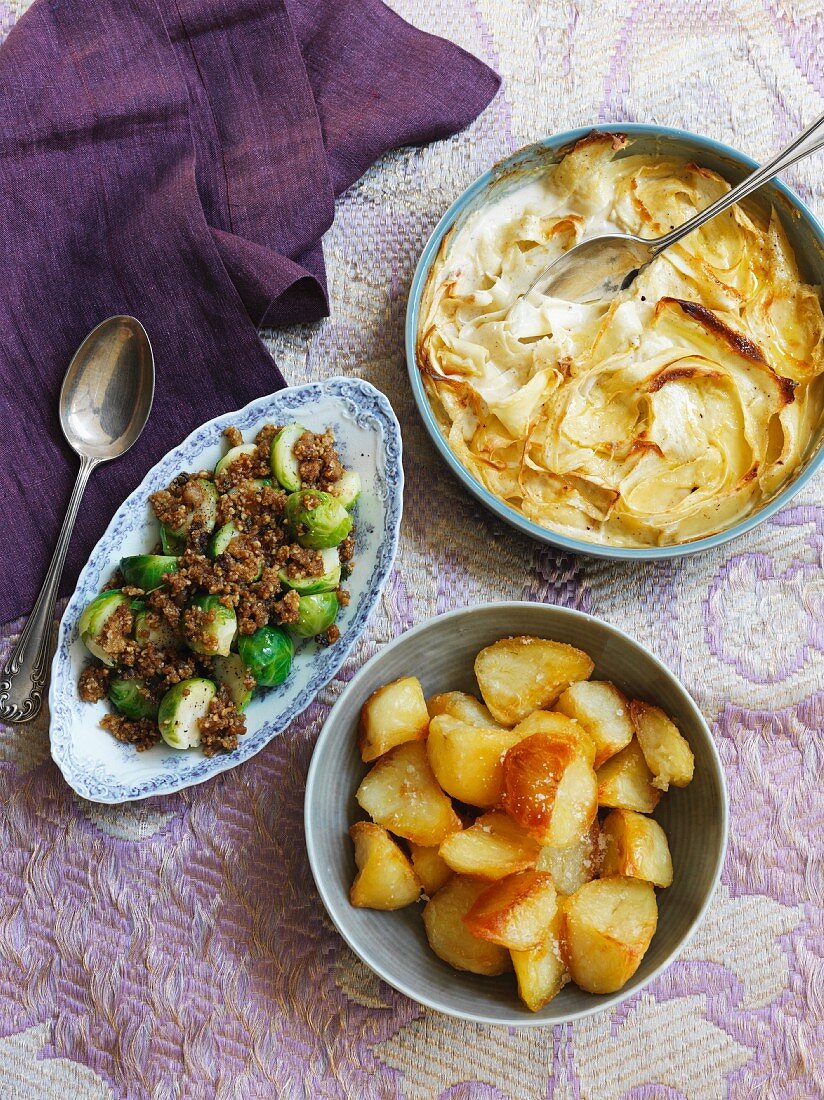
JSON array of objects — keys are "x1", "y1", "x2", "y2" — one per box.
[
  {"x1": 356, "y1": 741, "x2": 461, "y2": 847},
  {"x1": 427, "y1": 714, "x2": 522, "y2": 808},
  {"x1": 474, "y1": 636, "x2": 595, "y2": 726},
  {"x1": 358, "y1": 676, "x2": 430, "y2": 763},
  {"x1": 629, "y1": 701, "x2": 695, "y2": 790},
  {"x1": 439, "y1": 811, "x2": 541, "y2": 880},
  {"x1": 502, "y1": 733, "x2": 598, "y2": 846},
  {"x1": 512, "y1": 710, "x2": 596, "y2": 766},
  {"x1": 427, "y1": 691, "x2": 501, "y2": 728},
  {"x1": 422, "y1": 876, "x2": 512, "y2": 975},
  {"x1": 349, "y1": 822, "x2": 422, "y2": 909},
  {"x1": 409, "y1": 843, "x2": 453, "y2": 896},
  {"x1": 550, "y1": 756, "x2": 599, "y2": 847},
  {"x1": 596, "y1": 738, "x2": 662, "y2": 813},
  {"x1": 464, "y1": 869, "x2": 558, "y2": 951},
  {"x1": 536, "y1": 818, "x2": 601, "y2": 896},
  {"x1": 511, "y1": 909, "x2": 568, "y2": 1011},
  {"x1": 600, "y1": 809, "x2": 673, "y2": 887},
  {"x1": 555, "y1": 680, "x2": 634, "y2": 768},
  {"x1": 562, "y1": 876, "x2": 658, "y2": 994}
]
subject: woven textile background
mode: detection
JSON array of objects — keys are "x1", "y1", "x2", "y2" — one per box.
[{"x1": 1, "y1": 0, "x2": 822, "y2": 1096}]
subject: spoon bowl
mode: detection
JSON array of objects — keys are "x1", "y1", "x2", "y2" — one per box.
[
  {"x1": 60, "y1": 316, "x2": 154, "y2": 461},
  {"x1": 0, "y1": 316, "x2": 154, "y2": 723},
  {"x1": 516, "y1": 233, "x2": 652, "y2": 312}
]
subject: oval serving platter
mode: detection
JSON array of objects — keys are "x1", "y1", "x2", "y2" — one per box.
[{"x1": 49, "y1": 377, "x2": 403, "y2": 803}]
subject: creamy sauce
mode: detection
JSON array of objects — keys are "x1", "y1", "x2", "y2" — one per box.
[{"x1": 418, "y1": 135, "x2": 824, "y2": 546}]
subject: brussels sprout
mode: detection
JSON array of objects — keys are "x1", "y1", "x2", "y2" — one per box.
[
  {"x1": 109, "y1": 677, "x2": 158, "y2": 719},
  {"x1": 120, "y1": 554, "x2": 180, "y2": 591},
  {"x1": 227, "y1": 477, "x2": 271, "y2": 496},
  {"x1": 134, "y1": 607, "x2": 177, "y2": 649},
  {"x1": 285, "y1": 490, "x2": 352, "y2": 550},
  {"x1": 215, "y1": 443, "x2": 258, "y2": 478},
  {"x1": 237, "y1": 627, "x2": 294, "y2": 687},
  {"x1": 278, "y1": 547, "x2": 340, "y2": 595},
  {"x1": 331, "y1": 470, "x2": 362, "y2": 510},
  {"x1": 209, "y1": 521, "x2": 240, "y2": 558},
  {"x1": 78, "y1": 590, "x2": 131, "y2": 666},
  {"x1": 186, "y1": 595, "x2": 237, "y2": 657},
  {"x1": 212, "y1": 653, "x2": 255, "y2": 711},
  {"x1": 290, "y1": 592, "x2": 339, "y2": 638},
  {"x1": 160, "y1": 523, "x2": 186, "y2": 555},
  {"x1": 270, "y1": 423, "x2": 305, "y2": 492},
  {"x1": 157, "y1": 678, "x2": 216, "y2": 749},
  {"x1": 166, "y1": 477, "x2": 219, "y2": 538}
]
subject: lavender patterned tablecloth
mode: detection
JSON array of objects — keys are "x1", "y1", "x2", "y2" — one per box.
[{"x1": 1, "y1": 1, "x2": 822, "y2": 1097}]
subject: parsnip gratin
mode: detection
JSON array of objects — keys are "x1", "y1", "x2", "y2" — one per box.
[
  {"x1": 347, "y1": 635, "x2": 695, "y2": 1010},
  {"x1": 417, "y1": 133, "x2": 824, "y2": 547}
]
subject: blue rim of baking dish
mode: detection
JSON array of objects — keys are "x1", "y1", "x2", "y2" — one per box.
[{"x1": 405, "y1": 123, "x2": 824, "y2": 560}]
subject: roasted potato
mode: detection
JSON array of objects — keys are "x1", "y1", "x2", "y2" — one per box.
[
  {"x1": 600, "y1": 809, "x2": 673, "y2": 887},
  {"x1": 427, "y1": 714, "x2": 522, "y2": 808},
  {"x1": 409, "y1": 843, "x2": 453, "y2": 895},
  {"x1": 596, "y1": 738, "x2": 662, "y2": 813},
  {"x1": 356, "y1": 741, "x2": 461, "y2": 846},
  {"x1": 358, "y1": 676, "x2": 430, "y2": 762},
  {"x1": 562, "y1": 876, "x2": 658, "y2": 993},
  {"x1": 511, "y1": 710, "x2": 596, "y2": 766},
  {"x1": 536, "y1": 818, "x2": 601, "y2": 896},
  {"x1": 439, "y1": 811, "x2": 541, "y2": 880},
  {"x1": 427, "y1": 691, "x2": 501, "y2": 728},
  {"x1": 502, "y1": 733, "x2": 598, "y2": 846},
  {"x1": 510, "y1": 909, "x2": 568, "y2": 1011},
  {"x1": 555, "y1": 680, "x2": 634, "y2": 767},
  {"x1": 349, "y1": 822, "x2": 422, "y2": 909},
  {"x1": 422, "y1": 876, "x2": 512, "y2": 975},
  {"x1": 629, "y1": 701, "x2": 695, "y2": 790},
  {"x1": 474, "y1": 636, "x2": 595, "y2": 726},
  {"x1": 464, "y1": 869, "x2": 557, "y2": 951}
]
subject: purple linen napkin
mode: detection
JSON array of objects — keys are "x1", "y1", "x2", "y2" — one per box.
[{"x1": 0, "y1": 0, "x2": 499, "y2": 626}]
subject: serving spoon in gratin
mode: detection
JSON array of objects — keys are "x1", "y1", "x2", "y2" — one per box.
[
  {"x1": 0, "y1": 317, "x2": 154, "y2": 723},
  {"x1": 514, "y1": 112, "x2": 824, "y2": 310}
]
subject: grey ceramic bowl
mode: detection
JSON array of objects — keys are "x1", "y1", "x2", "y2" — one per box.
[{"x1": 305, "y1": 602, "x2": 728, "y2": 1025}]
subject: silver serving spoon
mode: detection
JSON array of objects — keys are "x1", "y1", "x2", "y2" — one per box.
[
  {"x1": 0, "y1": 317, "x2": 154, "y2": 723},
  {"x1": 513, "y1": 112, "x2": 824, "y2": 309}
]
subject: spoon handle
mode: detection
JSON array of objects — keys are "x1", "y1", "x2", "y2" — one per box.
[
  {"x1": 653, "y1": 112, "x2": 824, "y2": 252},
  {"x1": 0, "y1": 455, "x2": 96, "y2": 723}
]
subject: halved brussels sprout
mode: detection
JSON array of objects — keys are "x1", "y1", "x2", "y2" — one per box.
[
  {"x1": 291, "y1": 592, "x2": 339, "y2": 638},
  {"x1": 237, "y1": 627, "x2": 294, "y2": 687},
  {"x1": 278, "y1": 547, "x2": 341, "y2": 595},
  {"x1": 78, "y1": 590, "x2": 131, "y2": 666},
  {"x1": 226, "y1": 477, "x2": 272, "y2": 497},
  {"x1": 331, "y1": 470, "x2": 362, "y2": 510},
  {"x1": 134, "y1": 607, "x2": 177, "y2": 649},
  {"x1": 270, "y1": 423, "x2": 305, "y2": 492},
  {"x1": 109, "y1": 677, "x2": 158, "y2": 719},
  {"x1": 209, "y1": 521, "x2": 240, "y2": 558},
  {"x1": 160, "y1": 523, "x2": 186, "y2": 555},
  {"x1": 285, "y1": 490, "x2": 352, "y2": 549},
  {"x1": 215, "y1": 443, "x2": 258, "y2": 478},
  {"x1": 212, "y1": 653, "x2": 255, "y2": 711},
  {"x1": 120, "y1": 554, "x2": 180, "y2": 591},
  {"x1": 158, "y1": 678, "x2": 216, "y2": 749},
  {"x1": 166, "y1": 478, "x2": 218, "y2": 538},
  {"x1": 186, "y1": 595, "x2": 237, "y2": 657}
]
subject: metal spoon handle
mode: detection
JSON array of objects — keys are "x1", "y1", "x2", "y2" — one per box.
[
  {"x1": 653, "y1": 112, "x2": 824, "y2": 252},
  {"x1": 0, "y1": 455, "x2": 96, "y2": 723}
]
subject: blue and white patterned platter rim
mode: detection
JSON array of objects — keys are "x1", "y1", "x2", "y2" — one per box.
[{"x1": 49, "y1": 377, "x2": 403, "y2": 804}]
